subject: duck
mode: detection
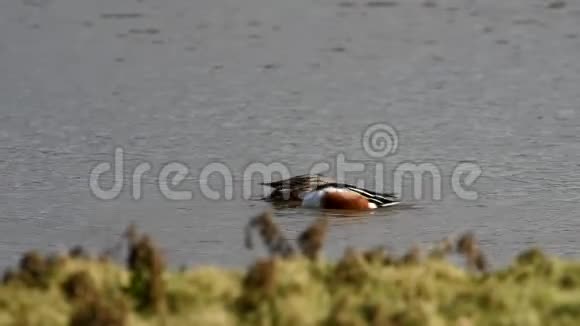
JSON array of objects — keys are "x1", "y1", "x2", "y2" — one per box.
[{"x1": 261, "y1": 174, "x2": 400, "y2": 210}]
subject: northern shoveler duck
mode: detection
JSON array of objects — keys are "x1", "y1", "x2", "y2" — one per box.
[{"x1": 262, "y1": 174, "x2": 400, "y2": 210}]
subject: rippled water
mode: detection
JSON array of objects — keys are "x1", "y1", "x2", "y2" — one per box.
[{"x1": 1, "y1": 0, "x2": 580, "y2": 268}]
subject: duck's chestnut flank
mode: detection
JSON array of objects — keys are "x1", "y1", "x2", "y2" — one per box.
[{"x1": 320, "y1": 191, "x2": 373, "y2": 210}]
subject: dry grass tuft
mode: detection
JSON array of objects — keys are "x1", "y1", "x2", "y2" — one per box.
[
  {"x1": 127, "y1": 232, "x2": 166, "y2": 313},
  {"x1": 457, "y1": 232, "x2": 488, "y2": 272},
  {"x1": 334, "y1": 247, "x2": 368, "y2": 285},
  {"x1": 69, "y1": 245, "x2": 90, "y2": 259},
  {"x1": 244, "y1": 210, "x2": 295, "y2": 257},
  {"x1": 399, "y1": 244, "x2": 422, "y2": 265},
  {"x1": 428, "y1": 236, "x2": 454, "y2": 259},
  {"x1": 69, "y1": 297, "x2": 127, "y2": 326},
  {"x1": 243, "y1": 258, "x2": 277, "y2": 293},
  {"x1": 61, "y1": 271, "x2": 98, "y2": 302},
  {"x1": 16, "y1": 250, "x2": 51, "y2": 288},
  {"x1": 297, "y1": 217, "x2": 328, "y2": 260},
  {"x1": 2, "y1": 267, "x2": 16, "y2": 284},
  {"x1": 362, "y1": 246, "x2": 388, "y2": 264}
]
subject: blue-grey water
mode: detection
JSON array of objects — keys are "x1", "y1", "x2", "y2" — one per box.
[{"x1": 1, "y1": 0, "x2": 580, "y2": 269}]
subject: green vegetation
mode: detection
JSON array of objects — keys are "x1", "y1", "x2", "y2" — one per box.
[{"x1": 1, "y1": 211, "x2": 580, "y2": 325}]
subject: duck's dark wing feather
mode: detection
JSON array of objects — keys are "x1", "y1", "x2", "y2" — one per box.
[
  {"x1": 260, "y1": 174, "x2": 335, "y2": 189},
  {"x1": 261, "y1": 174, "x2": 336, "y2": 202}
]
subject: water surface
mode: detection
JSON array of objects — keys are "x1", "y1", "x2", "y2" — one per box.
[{"x1": 1, "y1": 0, "x2": 580, "y2": 268}]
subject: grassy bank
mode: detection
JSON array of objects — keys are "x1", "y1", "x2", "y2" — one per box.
[{"x1": 1, "y1": 211, "x2": 580, "y2": 325}]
